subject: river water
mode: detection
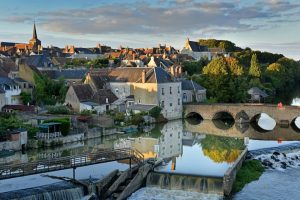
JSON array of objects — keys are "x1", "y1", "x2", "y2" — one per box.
[{"x1": 0, "y1": 100, "x2": 299, "y2": 199}]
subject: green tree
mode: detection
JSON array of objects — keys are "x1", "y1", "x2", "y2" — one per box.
[
  {"x1": 20, "y1": 91, "x2": 32, "y2": 105},
  {"x1": 202, "y1": 57, "x2": 228, "y2": 75},
  {"x1": 249, "y1": 54, "x2": 261, "y2": 78},
  {"x1": 149, "y1": 106, "x2": 162, "y2": 119}
]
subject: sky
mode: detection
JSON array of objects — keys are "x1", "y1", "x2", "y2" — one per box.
[{"x1": 0, "y1": 0, "x2": 299, "y2": 60}]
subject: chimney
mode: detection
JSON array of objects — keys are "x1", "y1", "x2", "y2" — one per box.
[
  {"x1": 70, "y1": 45, "x2": 75, "y2": 54},
  {"x1": 178, "y1": 66, "x2": 182, "y2": 76},
  {"x1": 64, "y1": 45, "x2": 69, "y2": 53},
  {"x1": 142, "y1": 70, "x2": 146, "y2": 83},
  {"x1": 170, "y1": 66, "x2": 175, "y2": 76}
]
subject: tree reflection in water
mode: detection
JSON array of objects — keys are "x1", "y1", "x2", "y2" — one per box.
[{"x1": 200, "y1": 135, "x2": 244, "y2": 163}]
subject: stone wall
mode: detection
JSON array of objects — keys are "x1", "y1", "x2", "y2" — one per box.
[{"x1": 223, "y1": 148, "x2": 248, "y2": 196}]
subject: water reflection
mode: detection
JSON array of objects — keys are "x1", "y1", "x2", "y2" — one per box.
[{"x1": 1, "y1": 118, "x2": 300, "y2": 175}]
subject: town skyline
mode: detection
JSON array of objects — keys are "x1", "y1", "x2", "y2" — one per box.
[{"x1": 0, "y1": 0, "x2": 299, "y2": 59}]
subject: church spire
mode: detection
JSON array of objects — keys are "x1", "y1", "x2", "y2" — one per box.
[{"x1": 33, "y1": 22, "x2": 37, "y2": 39}]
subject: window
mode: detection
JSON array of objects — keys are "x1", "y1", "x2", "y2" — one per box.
[
  {"x1": 178, "y1": 86, "x2": 180, "y2": 94},
  {"x1": 178, "y1": 98, "x2": 180, "y2": 105},
  {"x1": 170, "y1": 103, "x2": 172, "y2": 107},
  {"x1": 115, "y1": 88, "x2": 119, "y2": 93},
  {"x1": 161, "y1": 101, "x2": 165, "y2": 108},
  {"x1": 170, "y1": 86, "x2": 172, "y2": 94},
  {"x1": 162, "y1": 88, "x2": 164, "y2": 95}
]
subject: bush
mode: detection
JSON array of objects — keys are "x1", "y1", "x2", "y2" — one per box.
[
  {"x1": 80, "y1": 109, "x2": 93, "y2": 116},
  {"x1": 43, "y1": 118, "x2": 70, "y2": 136},
  {"x1": 47, "y1": 105, "x2": 70, "y2": 114},
  {"x1": 232, "y1": 160, "x2": 264, "y2": 193},
  {"x1": 131, "y1": 114, "x2": 144, "y2": 125},
  {"x1": 149, "y1": 106, "x2": 162, "y2": 119},
  {"x1": 114, "y1": 111, "x2": 125, "y2": 123}
]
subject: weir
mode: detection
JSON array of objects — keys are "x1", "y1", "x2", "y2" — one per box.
[
  {"x1": 0, "y1": 182, "x2": 84, "y2": 200},
  {"x1": 146, "y1": 172, "x2": 223, "y2": 195}
]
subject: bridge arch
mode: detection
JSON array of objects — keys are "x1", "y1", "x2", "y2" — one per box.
[
  {"x1": 212, "y1": 111, "x2": 234, "y2": 130},
  {"x1": 291, "y1": 117, "x2": 300, "y2": 132},
  {"x1": 250, "y1": 113, "x2": 276, "y2": 132},
  {"x1": 185, "y1": 112, "x2": 203, "y2": 125},
  {"x1": 213, "y1": 111, "x2": 234, "y2": 121}
]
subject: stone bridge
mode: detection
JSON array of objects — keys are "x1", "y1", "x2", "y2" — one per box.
[
  {"x1": 184, "y1": 120, "x2": 300, "y2": 141},
  {"x1": 184, "y1": 103, "x2": 300, "y2": 126}
]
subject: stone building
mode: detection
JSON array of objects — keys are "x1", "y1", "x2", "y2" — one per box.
[
  {"x1": 182, "y1": 80, "x2": 206, "y2": 103},
  {"x1": 107, "y1": 67, "x2": 182, "y2": 120}
]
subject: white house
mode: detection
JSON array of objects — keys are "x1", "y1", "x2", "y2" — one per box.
[{"x1": 0, "y1": 76, "x2": 21, "y2": 105}]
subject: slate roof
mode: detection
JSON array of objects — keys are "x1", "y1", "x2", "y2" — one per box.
[
  {"x1": 148, "y1": 57, "x2": 173, "y2": 69},
  {"x1": 108, "y1": 67, "x2": 173, "y2": 84},
  {"x1": 188, "y1": 41, "x2": 208, "y2": 52},
  {"x1": 248, "y1": 87, "x2": 269, "y2": 98},
  {"x1": 72, "y1": 84, "x2": 94, "y2": 102},
  {"x1": 0, "y1": 76, "x2": 18, "y2": 86},
  {"x1": 72, "y1": 84, "x2": 117, "y2": 105},
  {"x1": 75, "y1": 48, "x2": 94, "y2": 54},
  {"x1": 181, "y1": 80, "x2": 205, "y2": 91},
  {"x1": 42, "y1": 69, "x2": 87, "y2": 80},
  {"x1": 92, "y1": 89, "x2": 118, "y2": 104},
  {"x1": 90, "y1": 75, "x2": 108, "y2": 89},
  {"x1": 25, "y1": 54, "x2": 53, "y2": 68}
]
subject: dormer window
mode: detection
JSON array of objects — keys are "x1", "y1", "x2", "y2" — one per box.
[{"x1": 106, "y1": 98, "x2": 109, "y2": 104}]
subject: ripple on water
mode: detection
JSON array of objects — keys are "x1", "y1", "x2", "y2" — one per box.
[{"x1": 128, "y1": 187, "x2": 223, "y2": 200}]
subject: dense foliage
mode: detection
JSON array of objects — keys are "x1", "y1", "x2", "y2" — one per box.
[
  {"x1": 233, "y1": 160, "x2": 264, "y2": 193},
  {"x1": 149, "y1": 106, "x2": 162, "y2": 119},
  {"x1": 0, "y1": 113, "x2": 38, "y2": 139},
  {"x1": 20, "y1": 91, "x2": 32, "y2": 105},
  {"x1": 187, "y1": 39, "x2": 300, "y2": 104},
  {"x1": 47, "y1": 105, "x2": 70, "y2": 114},
  {"x1": 198, "y1": 39, "x2": 241, "y2": 52},
  {"x1": 66, "y1": 58, "x2": 111, "y2": 68},
  {"x1": 34, "y1": 73, "x2": 67, "y2": 105},
  {"x1": 182, "y1": 57, "x2": 209, "y2": 76}
]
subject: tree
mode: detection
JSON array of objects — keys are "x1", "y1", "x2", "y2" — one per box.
[
  {"x1": 249, "y1": 54, "x2": 261, "y2": 78},
  {"x1": 149, "y1": 106, "x2": 162, "y2": 119},
  {"x1": 20, "y1": 92, "x2": 32, "y2": 105},
  {"x1": 182, "y1": 57, "x2": 209, "y2": 75},
  {"x1": 202, "y1": 57, "x2": 228, "y2": 75}
]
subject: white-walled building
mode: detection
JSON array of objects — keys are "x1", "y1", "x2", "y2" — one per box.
[{"x1": 0, "y1": 76, "x2": 21, "y2": 106}]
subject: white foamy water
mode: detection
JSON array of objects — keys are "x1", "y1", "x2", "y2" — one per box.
[
  {"x1": 258, "y1": 113, "x2": 276, "y2": 130},
  {"x1": 128, "y1": 187, "x2": 222, "y2": 200},
  {"x1": 234, "y1": 168, "x2": 300, "y2": 200},
  {"x1": 292, "y1": 98, "x2": 300, "y2": 106}
]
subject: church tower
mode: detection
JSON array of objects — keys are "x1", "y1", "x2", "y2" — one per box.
[{"x1": 29, "y1": 22, "x2": 41, "y2": 47}]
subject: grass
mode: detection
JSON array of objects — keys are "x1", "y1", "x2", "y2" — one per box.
[{"x1": 232, "y1": 160, "x2": 264, "y2": 193}]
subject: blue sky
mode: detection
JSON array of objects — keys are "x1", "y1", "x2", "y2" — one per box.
[{"x1": 0, "y1": 0, "x2": 300, "y2": 59}]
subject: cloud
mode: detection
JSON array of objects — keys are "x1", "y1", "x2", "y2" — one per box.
[
  {"x1": 4, "y1": 16, "x2": 31, "y2": 23},
  {"x1": 2, "y1": 0, "x2": 300, "y2": 38}
]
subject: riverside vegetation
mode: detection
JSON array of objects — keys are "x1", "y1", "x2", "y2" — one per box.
[{"x1": 183, "y1": 39, "x2": 300, "y2": 104}]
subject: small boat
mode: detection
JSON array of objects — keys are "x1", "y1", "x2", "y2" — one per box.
[{"x1": 122, "y1": 126, "x2": 138, "y2": 134}]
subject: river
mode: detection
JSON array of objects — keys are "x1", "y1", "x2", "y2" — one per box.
[{"x1": 0, "y1": 100, "x2": 299, "y2": 199}]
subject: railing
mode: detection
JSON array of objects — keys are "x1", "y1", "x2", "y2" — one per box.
[{"x1": 0, "y1": 148, "x2": 144, "y2": 180}]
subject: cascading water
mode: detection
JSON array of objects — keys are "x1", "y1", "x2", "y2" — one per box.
[
  {"x1": 146, "y1": 172, "x2": 223, "y2": 194},
  {"x1": 0, "y1": 182, "x2": 85, "y2": 200}
]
